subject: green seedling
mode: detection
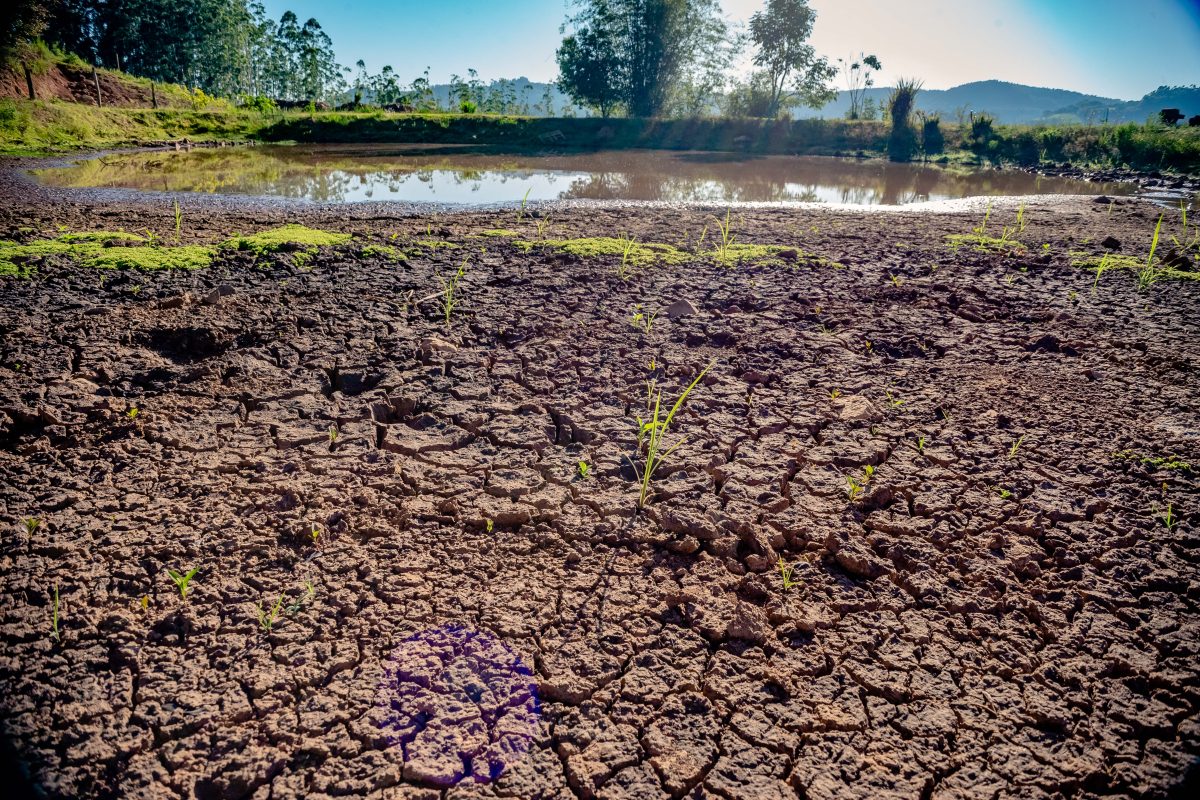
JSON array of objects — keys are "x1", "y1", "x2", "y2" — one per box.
[
  {"x1": 578, "y1": 461, "x2": 591, "y2": 479},
  {"x1": 829, "y1": 389, "x2": 842, "y2": 400},
  {"x1": 999, "y1": 488, "x2": 1014, "y2": 500},
  {"x1": 310, "y1": 524, "x2": 321, "y2": 544},
  {"x1": 1092, "y1": 252, "x2": 1111, "y2": 292},
  {"x1": 777, "y1": 556, "x2": 800, "y2": 592},
  {"x1": 1162, "y1": 504, "x2": 1176, "y2": 531},
  {"x1": 1009, "y1": 435, "x2": 1025, "y2": 460},
  {"x1": 516, "y1": 187, "x2": 532, "y2": 222},
  {"x1": 630, "y1": 305, "x2": 658, "y2": 335},
  {"x1": 535, "y1": 216, "x2": 552, "y2": 240},
  {"x1": 50, "y1": 585, "x2": 60, "y2": 642},
  {"x1": 714, "y1": 209, "x2": 736, "y2": 266},
  {"x1": 1137, "y1": 214, "x2": 1164, "y2": 292},
  {"x1": 24, "y1": 517, "x2": 40, "y2": 537},
  {"x1": 916, "y1": 435, "x2": 926, "y2": 454},
  {"x1": 167, "y1": 567, "x2": 198, "y2": 601},
  {"x1": 846, "y1": 465, "x2": 874, "y2": 502},
  {"x1": 890, "y1": 274, "x2": 904, "y2": 287},
  {"x1": 628, "y1": 361, "x2": 713, "y2": 508},
  {"x1": 257, "y1": 594, "x2": 285, "y2": 631},
  {"x1": 285, "y1": 580, "x2": 317, "y2": 614},
  {"x1": 485, "y1": 518, "x2": 495, "y2": 534},
  {"x1": 617, "y1": 234, "x2": 637, "y2": 280},
  {"x1": 127, "y1": 407, "x2": 139, "y2": 420},
  {"x1": 173, "y1": 200, "x2": 183, "y2": 243},
  {"x1": 1067, "y1": 290, "x2": 1078, "y2": 302},
  {"x1": 885, "y1": 391, "x2": 904, "y2": 409},
  {"x1": 438, "y1": 259, "x2": 467, "y2": 326},
  {"x1": 140, "y1": 595, "x2": 149, "y2": 611},
  {"x1": 328, "y1": 425, "x2": 338, "y2": 443}
]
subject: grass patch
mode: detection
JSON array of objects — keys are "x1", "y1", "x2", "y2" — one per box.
[
  {"x1": 1113, "y1": 450, "x2": 1192, "y2": 472},
  {"x1": 84, "y1": 245, "x2": 214, "y2": 270},
  {"x1": 482, "y1": 229, "x2": 520, "y2": 237},
  {"x1": 360, "y1": 244, "x2": 407, "y2": 261},
  {"x1": 515, "y1": 236, "x2": 691, "y2": 266},
  {"x1": 225, "y1": 224, "x2": 351, "y2": 256},
  {"x1": 56, "y1": 230, "x2": 147, "y2": 244}
]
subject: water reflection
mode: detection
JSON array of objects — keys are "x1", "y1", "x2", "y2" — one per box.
[{"x1": 33, "y1": 144, "x2": 1132, "y2": 205}]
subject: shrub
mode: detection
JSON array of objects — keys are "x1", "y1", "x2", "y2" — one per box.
[
  {"x1": 887, "y1": 78, "x2": 922, "y2": 162},
  {"x1": 918, "y1": 112, "x2": 943, "y2": 156}
]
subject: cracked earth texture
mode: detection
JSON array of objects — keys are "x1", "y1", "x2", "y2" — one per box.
[{"x1": 1, "y1": 191, "x2": 1198, "y2": 800}]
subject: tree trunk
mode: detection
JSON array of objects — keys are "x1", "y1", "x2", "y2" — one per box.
[
  {"x1": 22, "y1": 64, "x2": 35, "y2": 101},
  {"x1": 92, "y1": 67, "x2": 103, "y2": 107},
  {"x1": 151, "y1": 83, "x2": 158, "y2": 109}
]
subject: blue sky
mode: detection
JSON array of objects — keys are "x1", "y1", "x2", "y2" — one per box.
[{"x1": 261, "y1": 0, "x2": 1200, "y2": 100}]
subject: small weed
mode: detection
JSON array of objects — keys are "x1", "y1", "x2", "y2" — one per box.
[
  {"x1": 1162, "y1": 503, "x2": 1176, "y2": 531},
  {"x1": 535, "y1": 216, "x2": 552, "y2": 240},
  {"x1": 50, "y1": 585, "x2": 60, "y2": 642},
  {"x1": 829, "y1": 389, "x2": 842, "y2": 400},
  {"x1": 485, "y1": 519, "x2": 494, "y2": 534},
  {"x1": 999, "y1": 488, "x2": 1014, "y2": 500},
  {"x1": 578, "y1": 461, "x2": 591, "y2": 479},
  {"x1": 1137, "y1": 214, "x2": 1164, "y2": 292},
  {"x1": 1112, "y1": 450, "x2": 1191, "y2": 472},
  {"x1": 713, "y1": 209, "x2": 736, "y2": 266},
  {"x1": 140, "y1": 595, "x2": 149, "y2": 611},
  {"x1": 890, "y1": 274, "x2": 904, "y2": 287},
  {"x1": 127, "y1": 407, "x2": 139, "y2": 421},
  {"x1": 846, "y1": 465, "x2": 875, "y2": 502},
  {"x1": 628, "y1": 361, "x2": 713, "y2": 508},
  {"x1": 438, "y1": 259, "x2": 467, "y2": 326},
  {"x1": 885, "y1": 391, "x2": 904, "y2": 409},
  {"x1": 1009, "y1": 435, "x2": 1025, "y2": 460},
  {"x1": 23, "y1": 517, "x2": 39, "y2": 537},
  {"x1": 516, "y1": 187, "x2": 532, "y2": 222},
  {"x1": 310, "y1": 524, "x2": 321, "y2": 545},
  {"x1": 630, "y1": 305, "x2": 658, "y2": 335},
  {"x1": 167, "y1": 567, "x2": 198, "y2": 601},
  {"x1": 617, "y1": 234, "x2": 638, "y2": 280},
  {"x1": 257, "y1": 594, "x2": 285, "y2": 631},
  {"x1": 173, "y1": 200, "x2": 182, "y2": 243},
  {"x1": 777, "y1": 556, "x2": 800, "y2": 592},
  {"x1": 916, "y1": 435, "x2": 926, "y2": 454},
  {"x1": 328, "y1": 425, "x2": 338, "y2": 443}
]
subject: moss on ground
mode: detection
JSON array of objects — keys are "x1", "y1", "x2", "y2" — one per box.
[
  {"x1": 482, "y1": 229, "x2": 520, "y2": 237},
  {"x1": 0, "y1": 233, "x2": 214, "y2": 275},
  {"x1": 360, "y1": 244, "x2": 407, "y2": 261},
  {"x1": 85, "y1": 245, "x2": 214, "y2": 270},
  {"x1": 515, "y1": 236, "x2": 691, "y2": 266},
  {"x1": 225, "y1": 224, "x2": 352, "y2": 255}
]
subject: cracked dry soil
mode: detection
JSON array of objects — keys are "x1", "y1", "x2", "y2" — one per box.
[{"x1": 1, "y1": 193, "x2": 1198, "y2": 800}]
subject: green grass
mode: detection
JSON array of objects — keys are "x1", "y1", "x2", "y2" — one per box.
[{"x1": 85, "y1": 245, "x2": 214, "y2": 270}]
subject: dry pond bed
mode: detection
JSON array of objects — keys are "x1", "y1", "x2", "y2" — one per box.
[{"x1": 1, "y1": 190, "x2": 1198, "y2": 799}]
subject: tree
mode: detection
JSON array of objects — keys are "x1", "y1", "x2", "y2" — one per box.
[
  {"x1": 1, "y1": 1, "x2": 50, "y2": 62},
  {"x1": 556, "y1": 18, "x2": 625, "y2": 117},
  {"x1": 557, "y1": 0, "x2": 733, "y2": 118},
  {"x1": 748, "y1": 0, "x2": 836, "y2": 118},
  {"x1": 838, "y1": 51, "x2": 881, "y2": 120}
]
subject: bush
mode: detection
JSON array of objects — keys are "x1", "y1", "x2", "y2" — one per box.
[
  {"x1": 919, "y1": 112, "x2": 943, "y2": 156},
  {"x1": 887, "y1": 78, "x2": 922, "y2": 162},
  {"x1": 239, "y1": 94, "x2": 277, "y2": 114}
]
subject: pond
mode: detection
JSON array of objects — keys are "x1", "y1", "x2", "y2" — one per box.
[{"x1": 32, "y1": 144, "x2": 1134, "y2": 206}]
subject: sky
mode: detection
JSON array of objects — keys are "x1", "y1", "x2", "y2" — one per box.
[{"x1": 261, "y1": 0, "x2": 1200, "y2": 100}]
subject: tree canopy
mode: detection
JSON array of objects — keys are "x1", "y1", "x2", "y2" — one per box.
[{"x1": 748, "y1": 0, "x2": 837, "y2": 118}]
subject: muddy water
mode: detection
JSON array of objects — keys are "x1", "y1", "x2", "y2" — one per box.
[{"x1": 30, "y1": 143, "x2": 1134, "y2": 206}]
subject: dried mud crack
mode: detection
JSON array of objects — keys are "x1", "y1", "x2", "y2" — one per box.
[{"x1": 1, "y1": 193, "x2": 1199, "y2": 799}]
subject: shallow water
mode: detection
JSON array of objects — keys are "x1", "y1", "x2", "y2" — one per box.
[{"x1": 32, "y1": 144, "x2": 1135, "y2": 206}]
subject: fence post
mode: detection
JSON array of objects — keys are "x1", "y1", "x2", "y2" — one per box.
[
  {"x1": 151, "y1": 82, "x2": 158, "y2": 109},
  {"x1": 23, "y1": 63, "x2": 36, "y2": 100},
  {"x1": 92, "y1": 67, "x2": 103, "y2": 107}
]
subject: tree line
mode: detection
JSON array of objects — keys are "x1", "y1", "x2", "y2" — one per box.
[{"x1": 2, "y1": 0, "x2": 882, "y2": 121}]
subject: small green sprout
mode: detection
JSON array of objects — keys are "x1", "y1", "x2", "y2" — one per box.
[
  {"x1": 777, "y1": 556, "x2": 800, "y2": 592},
  {"x1": 916, "y1": 435, "x2": 926, "y2": 454},
  {"x1": 1137, "y1": 214, "x2": 1164, "y2": 292},
  {"x1": 713, "y1": 209, "x2": 736, "y2": 266},
  {"x1": 885, "y1": 391, "x2": 904, "y2": 409},
  {"x1": 578, "y1": 461, "x2": 591, "y2": 479},
  {"x1": 24, "y1": 517, "x2": 40, "y2": 537},
  {"x1": 140, "y1": 595, "x2": 149, "y2": 611},
  {"x1": 629, "y1": 361, "x2": 713, "y2": 508},
  {"x1": 50, "y1": 585, "x2": 60, "y2": 642},
  {"x1": 999, "y1": 488, "x2": 1014, "y2": 500},
  {"x1": 167, "y1": 567, "x2": 199, "y2": 601},
  {"x1": 257, "y1": 595, "x2": 285, "y2": 631},
  {"x1": 173, "y1": 200, "x2": 183, "y2": 243},
  {"x1": 1162, "y1": 504, "x2": 1176, "y2": 531},
  {"x1": 535, "y1": 216, "x2": 552, "y2": 240},
  {"x1": 485, "y1": 519, "x2": 494, "y2": 534},
  {"x1": 438, "y1": 259, "x2": 467, "y2": 326},
  {"x1": 829, "y1": 389, "x2": 842, "y2": 400},
  {"x1": 310, "y1": 524, "x2": 321, "y2": 544},
  {"x1": 630, "y1": 305, "x2": 658, "y2": 335},
  {"x1": 889, "y1": 274, "x2": 903, "y2": 287},
  {"x1": 846, "y1": 465, "x2": 874, "y2": 502},
  {"x1": 328, "y1": 425, "x2": 338, "y2": 443},
  {"x1": 1009, "y1": 435, "x2": 1025, "y2": 460},
  {"x1": 127, "y1": 407, "x2": 139, "y2": 420},
  {"x1": 616, "y1": 234, "x2": 637, "y2": 280},
  {"x1": 516, "y1": 187, "x2": 532, "y2": 222}
]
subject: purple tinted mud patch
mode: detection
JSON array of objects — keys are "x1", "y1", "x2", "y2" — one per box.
[{"x1": 378, "y1": 626, "x2": 540, "y2": 787}]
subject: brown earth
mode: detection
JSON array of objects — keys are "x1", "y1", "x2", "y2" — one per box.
[
  {"x1": 0, "y1": 62, "x2": 163, "y2": 108},
  {"x1": 1, "y1": 177, "x2": 1199, "y2": 799}
]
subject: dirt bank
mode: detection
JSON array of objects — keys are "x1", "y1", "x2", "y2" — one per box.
[{"x1": 1, "y1": 179, "x2": 1198, "y2": 799}]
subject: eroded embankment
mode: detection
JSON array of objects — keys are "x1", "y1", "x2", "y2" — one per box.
[{"x1": 0, "y1": 195, "x2": 1198, "y2": 799}]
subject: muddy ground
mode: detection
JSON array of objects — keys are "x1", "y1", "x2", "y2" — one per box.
[{"x1": 1, "y1": 174, "x2": 1198, "y2": 800}]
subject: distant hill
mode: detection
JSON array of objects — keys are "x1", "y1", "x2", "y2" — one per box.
[{"x1": 795, "y1": 80, "x2": 1200, "y2": 125}]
